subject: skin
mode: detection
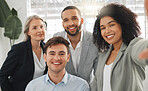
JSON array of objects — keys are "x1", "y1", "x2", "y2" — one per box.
[
  {"x1": 27, "y1": 19, "x2": 45, "y2": 42},
  {"x1": 62, "y1": 9, "x2": 84, "y2": 49},
  {"x1": 138, "y1": 0, "x2": 148, "y2": 59},
  {"x1": 44, "y1": 44, "x2": 70, "y2": 84},
  {"x1": 100, "y1": 16, "x2": 123, "y2": 65},
  {"x1": 27, "y1": 19, "x2": 45, "y2": 61}
]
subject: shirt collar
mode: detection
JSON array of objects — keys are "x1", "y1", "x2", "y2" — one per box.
[{"x1": 46, "y1": 71, "x2": 68, "y2": 85}]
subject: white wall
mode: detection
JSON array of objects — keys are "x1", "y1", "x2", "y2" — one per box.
[
  {"x1": 0, "y1": 0, "x2": 27, "y2": 67},
  {"x1": 0, "y1": 0, "x2": 27, "y2": 90}
]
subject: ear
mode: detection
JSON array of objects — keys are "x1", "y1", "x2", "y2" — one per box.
[
  {"x1": 80, "y1": 18, "x2": 84, "y2": 25},
  {"x1": 43, "y1": 53, "x2": 47, "y2": 62},
  {"x1": 67, "y1": 53, "x2": 70, "y2": 62}
]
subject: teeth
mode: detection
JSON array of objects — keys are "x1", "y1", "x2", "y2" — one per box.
[
  {"x1": 107, "y1": 35, "x2": 114, "y2": 38},
  {"x1": 69, "y1": 27, "x2": 75, "y2": 29},
  {"x1": 53, "y1": 63, "x2": 60, "y2": 64}
]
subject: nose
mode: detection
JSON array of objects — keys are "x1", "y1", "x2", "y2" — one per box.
[
  {"x1": 37, "y1": 27, "x2": 43, "y2": 32},
  {"x1": 69, "y1": 20, "x2": 74, "y2": 26},
  {"x1": 105, "y1": 27, "x2": 110, "y2": 33},
  {"x1": 53, "y1": 54, "x2": 60, "y2": 61}
]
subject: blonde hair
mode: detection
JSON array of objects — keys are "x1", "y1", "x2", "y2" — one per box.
[{"x1": 24, "y1": 15, "x2": 45, "y2": 41}]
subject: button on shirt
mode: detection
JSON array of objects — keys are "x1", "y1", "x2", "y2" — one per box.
[
  {"x1": 65, "y1": 30, "x2": 83, "y2": 73},
  {"x1": 25, "y1": 72, "x2": 90, "y2": 91}
]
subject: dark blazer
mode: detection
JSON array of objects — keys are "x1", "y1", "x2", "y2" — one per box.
[{"x1": 0, "y1": 39, "x2": 47, "y2": 91}]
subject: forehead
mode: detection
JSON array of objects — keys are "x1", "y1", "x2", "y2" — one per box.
[
  {"x1": 62, "y1": 9, "x2": 80, "y2": 19},
  {"x1": 47, "y1": 44, "x2": 68, "y2": 52},
  {"x1": 30, "y1": 19, "x2": 43, "y2": 26},
  {"x1": 100, "y1": 16, "x2": 115, "y2": 25}
]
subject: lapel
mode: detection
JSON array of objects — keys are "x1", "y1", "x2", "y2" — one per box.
[
  {"x1": 96, "y1": 43, "x2": 127, "y2": 90},
  {"x1": 77, "y1": 30, "x2": 90, "y2": 75},
  {"x1": 60, "y1": 31, "x2": 76, "y2": 75},
  {"x1": 66, "y1": 50, "x2": 77, "y2": 75},
  {"x1": 98, "y1": 46, "x2": 113, "y2": 90},
  {"x1": 111, "y1": 43, "x2": 127, "y2": 72}
]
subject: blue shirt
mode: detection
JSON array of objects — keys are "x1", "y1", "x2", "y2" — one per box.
[{"x1": 25, "y1": 72, "x2": 90, "y2": 91}]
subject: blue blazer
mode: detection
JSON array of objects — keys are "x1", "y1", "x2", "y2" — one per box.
[{"x1": 0, "y1": 39, "x2": 47, "y2": 91}]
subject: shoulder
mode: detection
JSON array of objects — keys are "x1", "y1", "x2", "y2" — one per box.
[
  {"x1": 53, "y1": 31, "x2": 66, "y2": 37},
  {"x1": 129, "y1": 37, "x2": 144, "y2": 46},
  {"x1": 83, "y1": 30, "x2": 92, "y2": 36},
  {"x1": 26, "y1": 75, "x2": 45, "y2": 88},
  {"x1": 68, "y1": 74, "x2": 88, "y2": 85},
  {"x1": 67, "y1": 74, "x2": 90, "y2": 90},
  {"x1": 10, "y1": 40, "x2": 29, "y2": 51}
]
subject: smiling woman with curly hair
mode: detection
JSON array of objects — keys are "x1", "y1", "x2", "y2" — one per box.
[{"x1": 91, "y1": 3, "x2": 148, "y2": 91}]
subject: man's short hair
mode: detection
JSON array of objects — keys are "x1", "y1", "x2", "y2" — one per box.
[
  {"x1": 44, "y1": 36, "x2": 70, "y2": 54},
  {"x1": 61, "y1": 6, "x2": 81, "y2": 18}
]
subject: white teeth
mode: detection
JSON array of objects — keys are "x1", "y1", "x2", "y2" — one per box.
[
  {"x1": 53, "y1": 63, "x2": 60, "y2": 64},
  {"x1": 69, "y1": 27, "x2": 75, "y2": 29},
  {"x1": 107, "y1": 35, "x2": 114, "y2": 38}
]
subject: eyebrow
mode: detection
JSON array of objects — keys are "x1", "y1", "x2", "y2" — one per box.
[
  {"x1": 49, "y1": 51, "x2": 55, "y2": 53},
  {"x1": 48, "y1": 51, "x2": 66, "y2": 53},
  {"x1": 63, "y1": 16, "x2": 78, "y2": 20},
  {"x1": 100, "y1": 20, "x2": 116, "y2": 27}
]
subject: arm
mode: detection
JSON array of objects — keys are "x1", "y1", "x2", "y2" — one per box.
[
  {"x1": 139, "y1": 49, "x2": 148, "y2": 59},
  {"x1": 139, "y1": 0, "x2": 148, "y2": 60},
  {"x1": 131, "y1": 38, "x2": 148, "y2": 66},
  {"x1": 0, "y1": 45, "x2": 19, "y2": 85}
]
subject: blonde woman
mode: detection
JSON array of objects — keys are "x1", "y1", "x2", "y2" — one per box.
[{"x1": 0, "y1": 15, "x2": 47, "y2": 91}]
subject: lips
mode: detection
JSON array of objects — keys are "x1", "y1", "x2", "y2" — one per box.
[{"x1": 37, "y1": 34, "x2": 44, "y2": 37}]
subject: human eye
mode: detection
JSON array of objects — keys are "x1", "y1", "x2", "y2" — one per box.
[
  {"x1": 32, "y1": 26, "x2": 37, "y2": 29},
  {"x1": 72, "y1": 17, "x2": 77, "y2": 20},
  {"x1": 109, "y1": 24, "x2": 115, "y2": 27},
  {"x1": 40, "y1": 25, "x2": 44, "y2": 29},
  {"x1": 49, "y1": 52, "x2": 55, "y2": 55},
  {"x1": 63, "y1": 19, "x2": 68, "y2": 22},
  {"x1": 100, "y1": 27, "x2": 105, "y2": 30},
  {"x1": 72, "y1": 17, "x2": 78, "y2": 21},
  {"x1": 59, "y1": 53, "x2": 64, "y2": 56},
  {"x1": 59, "y1": 52, "x2": 65, "y2": 55}
]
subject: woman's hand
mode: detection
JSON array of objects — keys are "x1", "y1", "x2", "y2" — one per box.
[{"x1": 139, "y1": 49, "x2": 148, "y2": 59}]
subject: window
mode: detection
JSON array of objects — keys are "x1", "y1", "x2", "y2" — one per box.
[{"x1": 28, "y1": 0, "x2": 146, "y2": 42}]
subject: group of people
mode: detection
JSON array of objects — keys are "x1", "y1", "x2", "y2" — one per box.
[{"x1": 0, "y1": 1, "x2": 148, "y2": 91}]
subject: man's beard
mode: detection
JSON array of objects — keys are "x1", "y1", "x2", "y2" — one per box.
[{"x1": 65, "y1": 25, "x2": 81, "y2": 36}]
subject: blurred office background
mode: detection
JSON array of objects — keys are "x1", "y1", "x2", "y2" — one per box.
[{"x1": 0, "y1": 0, "x2": 148, "y2": 91}]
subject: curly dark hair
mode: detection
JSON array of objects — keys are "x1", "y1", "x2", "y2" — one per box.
[{"x1": 93, "y1": 3, "x2": 141, "y2": 52}]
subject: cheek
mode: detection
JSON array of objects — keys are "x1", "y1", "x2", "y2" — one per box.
[{"x1": 101, "y1": 31, "x2": 105, "y2": 37}]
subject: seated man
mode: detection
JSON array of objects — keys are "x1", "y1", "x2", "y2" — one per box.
[{"x1": 25, "y1": 36, "x2": 89, "y2": 91}]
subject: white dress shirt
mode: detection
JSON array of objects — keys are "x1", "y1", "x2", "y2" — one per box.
[{"x1": 65, "y1": 30, "x2": 83, "y2": 73}]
